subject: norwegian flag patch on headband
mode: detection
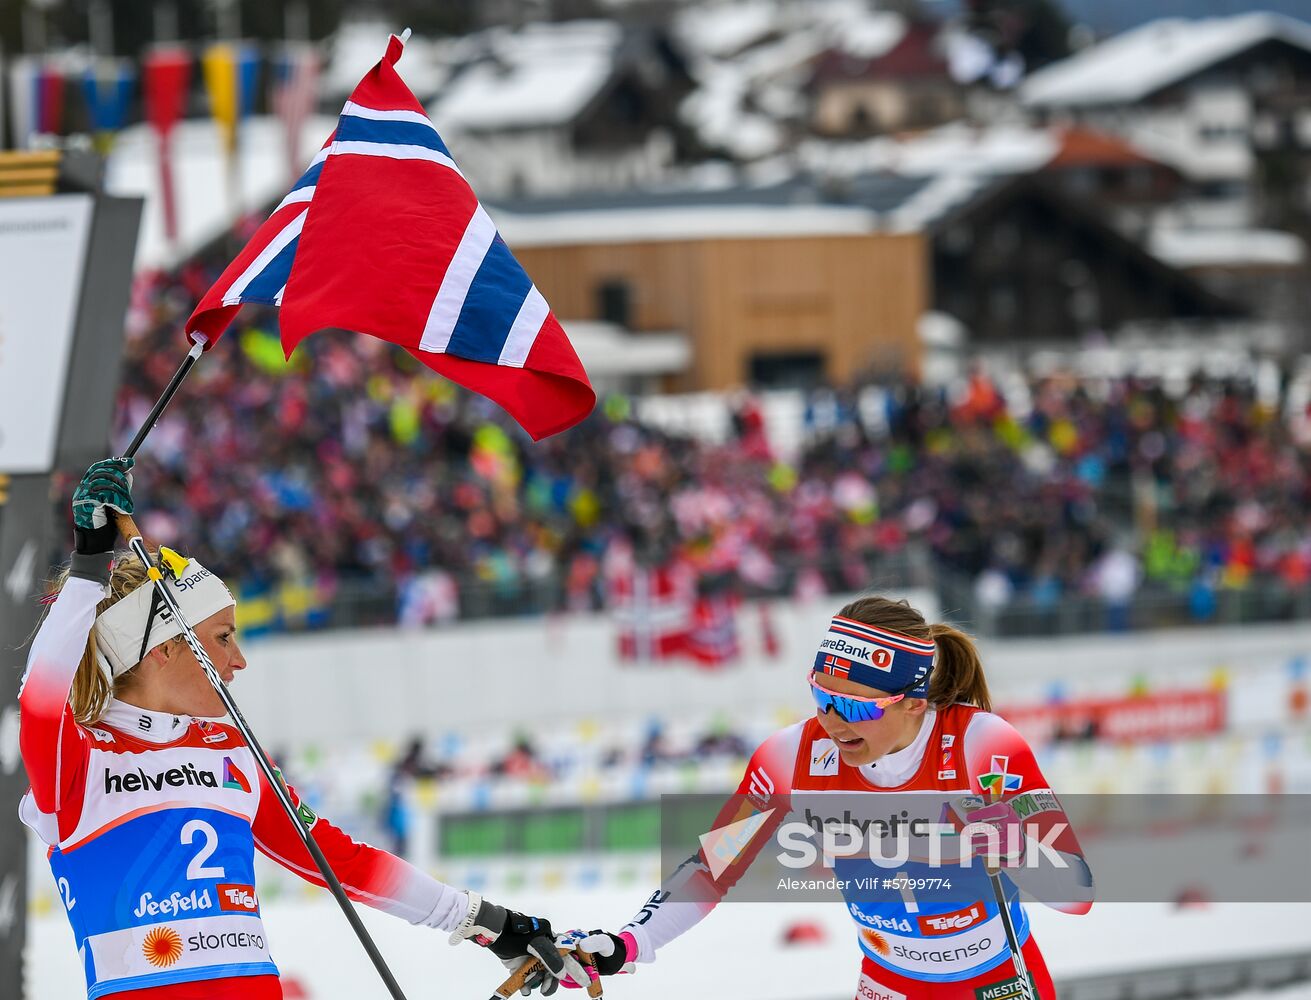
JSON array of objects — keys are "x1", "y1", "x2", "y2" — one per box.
[{"x1": 812, "y1": 615, "x2": 936, "y2": 696}]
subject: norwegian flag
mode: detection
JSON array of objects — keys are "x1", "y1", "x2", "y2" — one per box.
[
  {"x1": 610, "y1": 564, "x2": 693, "y2": 663},
  {"x1": 186, "y1": 34, "x2": 594, "y2": 441},
  {"x1": 684, "y1": 593, "x2": 740, "y2": 668},
  {"x1": 822, "y1": 654, "x2": 852, "y2": 679}
]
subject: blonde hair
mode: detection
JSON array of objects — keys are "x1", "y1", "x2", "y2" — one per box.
[
  {"x1": 46, "y1": 551, "x2": 157, "y2": 725},
  {"x1": 836, "y1": 595, "x2": 992, "y2": 712}
]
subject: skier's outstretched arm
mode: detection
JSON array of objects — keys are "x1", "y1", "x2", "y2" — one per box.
[
  {"x1": 252, "y1": 763, "x2": 591, "y2": 988},
  {"x1": 554, "y1": 724, "x2": 805, "y2": 984}
]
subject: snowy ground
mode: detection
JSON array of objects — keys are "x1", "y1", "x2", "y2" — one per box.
[{"x1": 28, "y1": 895, "x2": 1311, "y2": 1000}]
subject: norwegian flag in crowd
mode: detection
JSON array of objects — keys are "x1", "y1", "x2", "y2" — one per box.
[
  {"x1": 684, "y1": 593, "x2": 740, "y2": 668},
  {"x1": 610, "y1": 564, "x2": 694, "y2": 663},
  {"x1": 187, "y1": 34, "x2": 594, "y2": 440}
]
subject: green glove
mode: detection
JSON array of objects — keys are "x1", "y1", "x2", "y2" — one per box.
[{"x1": 71, "y1": 458, "x2": 134, "y2": 554}]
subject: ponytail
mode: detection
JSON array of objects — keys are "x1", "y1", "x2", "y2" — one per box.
[
  {"x1": 44, "y1": 551, "x2": 156, "y2": 725},
  {"x1": 926, "y1": 622, "x2": 991, "y2": 712},
  {"x1": 836, "y1": 596, "x2": 992, "y2": 711}
]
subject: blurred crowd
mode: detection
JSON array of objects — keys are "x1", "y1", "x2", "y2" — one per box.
[{"x1": 67, "y1": 246, "x2": 1311, "y2": 636}]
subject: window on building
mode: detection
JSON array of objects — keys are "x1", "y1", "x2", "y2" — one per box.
[
  {"x1": 596, "y1": 280, "x2": 633, "y2": 327},
  {"x1": 750, "y1": 351, "x2": 825, "y2": 389}
]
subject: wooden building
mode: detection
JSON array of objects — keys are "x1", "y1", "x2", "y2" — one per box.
[
  {"x1": 493, "y1": 168, "x2": 1243, "y2": 391},
  {"x1": 513, "y1": 227, "x2": 926, "y2": 391}
]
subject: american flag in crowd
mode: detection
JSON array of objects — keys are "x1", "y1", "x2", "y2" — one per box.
[{"x1": 187, "y1": 33, "x2": 594, "y2": 441}]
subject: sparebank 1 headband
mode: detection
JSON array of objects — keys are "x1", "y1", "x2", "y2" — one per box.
[
  {"x1": 93, "y1": 548, "x2": 236, "y2": 679},
  {"x1": 812, "y1": 615, "x2": 935, "y2": 697}
]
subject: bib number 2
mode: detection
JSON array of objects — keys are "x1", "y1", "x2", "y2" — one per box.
[{"x1": 181, "y1": 820, "x2": 226, "y2": 880}]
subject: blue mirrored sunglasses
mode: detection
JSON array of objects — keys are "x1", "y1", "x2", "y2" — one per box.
[{"x1": 809, "y1": 675, "x2": 907, "y2": 723}]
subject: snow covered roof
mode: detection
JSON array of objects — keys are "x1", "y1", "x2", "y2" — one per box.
[
  {"x1": 673, "y1": 2, "x2": 906, "y2": 160},
  {"x1": 1023, "y1": 12, "x2": 1311, "y2": 108},
  {"x1": 481, "y1": 118, "x2": 1161, "y2": 244},
  {"x1": 795, "y1": 122, "x2": 1058, "y2": 179},
  {"x1": 429, "y1": 21, "x2": 621, "y2": 132},
  {"x1": 675, "y1": 0, "x2": 782, "y2": 59},
  {"x1": 1150, "y1": 227, "x2": 1306, "y2": 268},
  {"x1": 491, "y1": 201, "x2": 879, "y2": 247},
  {"x1": 105, "y1": 114, "x2": 339, "y2": 271}
]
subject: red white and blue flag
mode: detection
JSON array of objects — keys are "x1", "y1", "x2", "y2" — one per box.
[
  {"x1": 822, "y1": 654, "x2": 852, "y2": 679},
  {"x1": 187, "y1": 34, "x2": 594, "y2": 440}
]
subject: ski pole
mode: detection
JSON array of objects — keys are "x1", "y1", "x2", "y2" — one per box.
[
  {"x1": 984, "y1": 786, "x2": 1035, "y2": 1000},
  {"x1": 122, "y1": 335, "x2": 207, "y2": 459},
  {"x1": 111, "y1": 510, "x2": 412, "y2": 1000}
]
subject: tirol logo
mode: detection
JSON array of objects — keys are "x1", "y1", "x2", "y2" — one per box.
[
  {"x1": 222, "y1": 757, "x2": 251, "y2": 793},
  {"x1": 975, "y1": 974, "x2": 1038, "y2": 1000},
  {"x1": 104, "y1": 763, "x2": 217, "y2": 794},
  {"x1": 218, "y1": 884, "x2": 259, "y2": 913},
  {"x1": 141, "y1": 926, "x2": 183, "y2": 968},
  {"x1": 918, "y1": 902, "x2": 986, "y2": 936}
]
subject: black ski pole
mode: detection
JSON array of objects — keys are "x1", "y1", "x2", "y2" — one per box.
[
  {"x1": 122, "y1": 335, "x2": 207, "y2": 459},
  {"x1": 112, "y1": 510, "x2": 412, "y2": 1000}
]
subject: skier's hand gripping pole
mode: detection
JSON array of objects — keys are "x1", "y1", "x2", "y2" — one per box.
[{"x1": 109, "y1": 507, "x2": 414, "y2": 1000}]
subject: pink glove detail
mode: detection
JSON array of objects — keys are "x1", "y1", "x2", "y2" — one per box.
[{"x1": 962, "y1": 800, "x2": 1025, "y2": 867}]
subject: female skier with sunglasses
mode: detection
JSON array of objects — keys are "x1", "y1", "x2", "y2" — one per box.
[{"x1": 555, "y1": 596, "x2": 1094, "y2": 999}]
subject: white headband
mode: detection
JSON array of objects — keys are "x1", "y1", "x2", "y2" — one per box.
[{"x1": 93, "y1": 555, "x2": 236, "y2": 679}]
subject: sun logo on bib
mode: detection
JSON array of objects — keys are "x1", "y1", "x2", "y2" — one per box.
[
  {"x1": 142, "y1": 926, "x2": 183, "y2": 967},
  {"x1": 861, "y1": 929, "x2": 890, "y2": 956}
]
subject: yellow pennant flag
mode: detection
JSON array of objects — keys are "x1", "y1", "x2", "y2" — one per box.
[{"x1": 203, "y1": 43, "x2": 240, "y2": 154}]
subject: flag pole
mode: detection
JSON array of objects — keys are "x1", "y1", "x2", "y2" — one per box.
[
  {"x1": 110, "y1": 509, "x2": 414, "y2": 1000},
  {"x1": 121, "y1": 335, "x2": 206, "y2": 459}
]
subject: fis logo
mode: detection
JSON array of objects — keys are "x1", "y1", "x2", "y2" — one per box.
[
  {"x1": 810, "y1": 739, "x2": 839, "y2": 776},
  {"x1": 218, "y1": 884, "x2": 259, "y2": 913}
]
